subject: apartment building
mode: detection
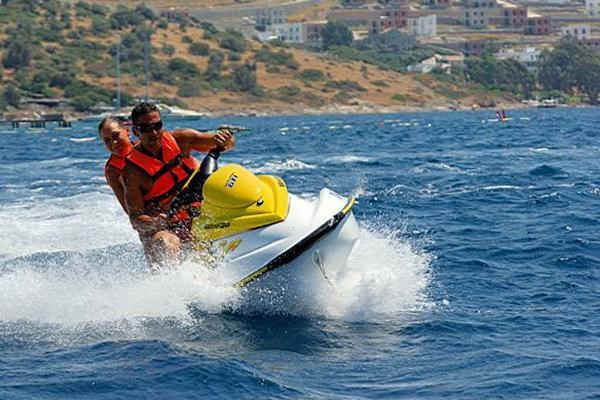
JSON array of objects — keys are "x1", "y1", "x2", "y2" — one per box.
[
  {"x1": 464, "y1": 0, "x2": 497, "y2": 29},
  {"x1": 561, "y1": 24, "x2": 591, "y2": 40},
  {"x1": 585, "y1": 0, "x2": 599, "y2": 16},
  {"x1": 525, "y1": 11, "x2": 550, "y2": 35},
  {"x1": 408, "y1": 14, "x2": 437, "y2": 37}
]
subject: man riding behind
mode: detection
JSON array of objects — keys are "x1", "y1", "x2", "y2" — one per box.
[{"x1": 121, "y1": 102, "x2": 236, "y2": 269}]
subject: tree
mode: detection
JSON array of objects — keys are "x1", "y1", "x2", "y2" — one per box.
[
  {"x1": 218, "y1": 30, "x2": 247, "y2": 53},
  {"x1": 321, "y1": 21, "x2": 353, "y2": 51},
  {"x1": 3, "y1": 85, "x2": 21, "y2": 108},
  {"x1": 2, "y1": 40, "x2": 32, "y2": 69},
  {"x1": 538, "y1": 37, "x2": 600, "y2": 104},
  {"x1": 205, "y1": 52, "x2": 224, "y2": 82},
  {"x1": 231, "y1": 63, "x2": 257, "y2": 92}
]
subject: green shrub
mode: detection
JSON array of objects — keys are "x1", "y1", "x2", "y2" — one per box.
[
  {"x1": 162, "y1": 44, "x2": 175, "y2": 57},
  {"x1": 156, "y1": 19, "x2": 168, "y2": 29},
  {"x1": 167, "y1": 57, "x2": 200, "y2": 78},
  {"x1": 298, "y1": 68, "x2": 324, "y2": 82},
  {"x1": 255, "y1": 48, "x2": 298, "y2": 69},
  {"x1": 188, "y1": 42, "x2": 210, "y2": 56},
  {"x1": 218, "y1": 30, "x2": 247, "y2": 53},
  {"x1": 182, "y1": 35, "x2": 194, "y2": 44},
  {"x1": 228, "y1": 51, "x2": 241, "y2": 62},
  {"x1": 91, "y1": 16, "x2": 111, "y2": 36},
  {"x1": 177, "y1": 81, "x2": 202, "y2": 97},
  {"x1": 326, "y1": 80, "x2": 367, "y2": 92},
  {"x1": 277, "y1": 86, "x2": 301, "y2": 96},
  {"x1": 371, "y1": 80, "x2": 389, "y2": 87}
]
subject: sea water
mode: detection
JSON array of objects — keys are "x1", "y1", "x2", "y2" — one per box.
[{"x1": 0, "y1": 108, "x2": 598, "y2": 398}]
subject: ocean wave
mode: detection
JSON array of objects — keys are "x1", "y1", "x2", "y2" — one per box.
[
  {"x1": 252, "y1": 159, "x2": 317, "y2": 173},
  {"x1": 325, "y1": 155, "x2": 371, "y2": 164}
]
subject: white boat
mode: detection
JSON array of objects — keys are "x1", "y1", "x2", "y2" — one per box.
[{"x1": 156, "y1": 103, "x2": 206, "y2": 119}]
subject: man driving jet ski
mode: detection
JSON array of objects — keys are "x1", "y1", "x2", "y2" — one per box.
[{"x1": 121, "y1": 102, "x2": 236, "y2": 269}]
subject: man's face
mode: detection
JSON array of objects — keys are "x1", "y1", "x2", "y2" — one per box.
[
  {"x1": 100, "y1": 120, "x2": 131, "y2": 156},
  {"x1": 132, "y1": 111, "x2": 163, "y2": 153}
]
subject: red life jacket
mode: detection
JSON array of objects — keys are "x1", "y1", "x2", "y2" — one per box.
[
  {"x1": 104, "y1": 140, "x2": 137, "y2": 177},
  {"x1": 126, "y1": 132, "x2": 200, "y2": 208},
  {"x1": 105, "y1": 153, "x2": 127, "y2": 174}
]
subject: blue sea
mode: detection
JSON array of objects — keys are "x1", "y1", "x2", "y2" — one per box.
[{"x1": 0, "y1": 108, "x2": 599, "y2": 399}]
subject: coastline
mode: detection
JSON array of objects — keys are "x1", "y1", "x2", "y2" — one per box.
[{"x1": 186, "y1": 100, "x2": 574, "y2": 119}]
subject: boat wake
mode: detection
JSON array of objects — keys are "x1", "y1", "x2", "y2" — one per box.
[{"x1": 0, "y1": 192, "x2": 432, "y2": 333}]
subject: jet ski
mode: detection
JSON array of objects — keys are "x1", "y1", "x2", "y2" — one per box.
[{"x1": 174, "y1": 138, "x2": 360, "y2": 306}]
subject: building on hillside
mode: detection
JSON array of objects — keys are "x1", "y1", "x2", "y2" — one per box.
[
  {"x1": 255, "y1": 8, "x2": 287, "y2": 28},
  {"x1": 408, "y1": 13, "x2": 437, "y2": 37},
  {"x1": 270, "y1": 23, "x2": 305, "y2": 43},
  {"x1": 442, "y1": 39, "x2": 497, "y2": 56},
  {"x1": 494, "y1": 46, "x2": 541, "y2": 70},
  {"x1": 463, "y1": 0, "x2": 497, "y2": 29},
  {"x1": 340, "y1": 0, "x2": 371, "y2": 6},
  {"x1": 379, "y1": 0, "x2": 410, "y2": 5},
  {"x1": 305, "y1": 21, "x2": 328, "y2": 42},
  {"x1": 586, "y1": 0, "x2": 599, "y2": 16},
  {"x1": 407, "y1": 56, "x2": 438, "y2": 73},
  {"x1": 494, "y1": 0, "x2": 527, "y2": 27},
  {"x1": 436, "y1": 53, "x2": 466, "y2": 72},
  {"x1": 265, "y1": 21, "x2": 327, "y2": 44},
  {"x1": 159, "y1": 8, "x2": 189, "y2": 22},
  {"x1": 561, "y1": 24, "x2": 591, "y2": 40},
  {"x1": 424, "y1": 0, "x2": 451, "y2": 8},
  {"x1": 328, "y1": 6, "x2": 407, "y2": 32},
  {"x1": 525, "y1": 11, "x2": 550, "y2": 35},
  {"x1": 363, "y1": 29, "x2": 417, "y2": 52},
  {"x1": 579, "y1": 37, "x2": 600, "y2": 50}
]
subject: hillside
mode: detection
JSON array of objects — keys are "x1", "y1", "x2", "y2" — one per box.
[{"x1": 0, "y1": 1, "x2": 518, "y2": 117}]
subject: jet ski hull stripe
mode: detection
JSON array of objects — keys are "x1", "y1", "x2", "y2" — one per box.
[{"x1": 234, "y1": 196, "x2": 356, "y2": 288}]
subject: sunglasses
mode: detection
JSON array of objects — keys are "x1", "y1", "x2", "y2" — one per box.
[{"x1": 132, "y1": 120, "x2": 163, "y2": 134}]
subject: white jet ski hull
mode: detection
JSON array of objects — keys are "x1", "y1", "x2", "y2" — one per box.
[{"x1": 211, "y1": 188, "x2": 360, "y2": 310}]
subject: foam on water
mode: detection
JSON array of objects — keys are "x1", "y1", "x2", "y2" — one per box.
[
  {"x1": 0, "y1": 192, "x2": 431, "y2": 328},
  {"x1": 0, "y1": 192, "x2": 136, "y2": 259},
  {"x1": 323, "y1": 226, "x2": 432, "y2": 321},
  {"x1": 0, "y1": 260, "x2": 239, "y2": 325},
  {"x1": 252, "y1": 158, "x2": 316, "y2": 173}
]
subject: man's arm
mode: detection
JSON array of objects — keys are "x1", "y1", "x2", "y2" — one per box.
[
  {"x1": 121, "y1": 165, "x2": 167, "y2": 235},
  {"x1": 172, "y1": 128, "x2": 236, "y2": 154},
  {"x1": 105, "y1": 166, "x2": 127, "y2": 213}
]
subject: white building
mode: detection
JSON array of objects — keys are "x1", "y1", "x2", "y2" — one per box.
[
  {"x1": 586, "y1": 0, "x2": 599, "y2": 16},
  {"x1": 408, "y1": 14, "x2": 437, "y2": 37},
  {"x1": 269, "y1": 22, "x2": 305, "y2": 43},
  {"x1": 407, "y1": 56, "x2": 437, "y2": 73},
  {"x1": 561, "y1": 24, "x2": 591, "y2": 40},
  {"x1": 494, "y1": 46, "x2": 541, "y2": 71}
]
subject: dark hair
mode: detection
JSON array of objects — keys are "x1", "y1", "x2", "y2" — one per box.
[
  {"x1": 98, "y1": 116, "x2": 126, "y2": 137},
  {"x1": 130, "y1": 102, "x2": 160, "y2": 123}
]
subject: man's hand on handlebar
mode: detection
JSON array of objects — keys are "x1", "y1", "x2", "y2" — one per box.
[{"x1": 214, "y1": 128, "x2": 236, "y2": 151}]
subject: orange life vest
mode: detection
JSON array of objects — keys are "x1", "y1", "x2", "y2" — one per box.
[
  {"x1": 104, "y1": 140, "x2": 137, "y2": 177},
  {"x1": 126, "y1": 132, "x2": 200, "y2": 209},
  {"x1": 105, "y1": 153, "x2": 127, "y2": 173}
]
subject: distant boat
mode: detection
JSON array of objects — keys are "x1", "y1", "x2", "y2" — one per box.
[
  {"x1": 537, "y1": 99, "x2": 559, "y2": 108},
  {"x1": 77, "y1": 111, "x2": 129, "y2": 122},
  {"x1": 156, "y1": 103, "x2": 205, "y2": 119}
]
